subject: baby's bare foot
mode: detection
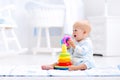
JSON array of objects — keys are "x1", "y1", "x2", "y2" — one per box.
[{"x1": 41, "y1": 65, "x2": 54, "y2": 70}]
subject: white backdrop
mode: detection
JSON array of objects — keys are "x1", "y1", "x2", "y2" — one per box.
[{"x1": 64, "y1": 0, "x2": 85, "y2": 35}]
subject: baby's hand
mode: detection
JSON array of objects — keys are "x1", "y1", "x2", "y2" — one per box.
[
  {"x1": 67, "y1": 44, "x2": 71, "y2": 49},
  {"x1": 67, "y1": 39, "x2": 76, "y2": 49},
  {"x1": 41, "y1": 65, "x2": 54, "y2": 70}
]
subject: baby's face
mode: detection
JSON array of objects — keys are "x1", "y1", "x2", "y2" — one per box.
[{"x1": 72, "y1": 26, "x2": 85, "y2": 42}]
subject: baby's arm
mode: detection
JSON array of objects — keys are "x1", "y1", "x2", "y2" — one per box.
[{"x1": 41, "y1": 62, "x2": 57, "y2": 70}]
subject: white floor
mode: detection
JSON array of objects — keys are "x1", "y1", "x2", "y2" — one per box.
[
  {"x1": 0, "y1": 53, "x2": 120, "y2": 67},
  {"x1": 0, "y1": 53, "x2": 120, "y2": 80}
]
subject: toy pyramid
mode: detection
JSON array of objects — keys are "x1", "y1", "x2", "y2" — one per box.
[{"x1": 54, "y1": 44, "x2": 72, "y2": 70}]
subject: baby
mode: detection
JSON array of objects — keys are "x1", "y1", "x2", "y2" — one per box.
[{"x1": 41, "y1": 20, "x2": 95, "y2": 71}]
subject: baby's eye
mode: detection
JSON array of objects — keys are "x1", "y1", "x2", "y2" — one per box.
[{"x1": 73, "y1": 29, "x2": 77, "y2": 32}]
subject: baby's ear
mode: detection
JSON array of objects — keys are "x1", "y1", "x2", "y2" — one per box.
[
  {"x1": 83, "y1": 31, "x2": 88, "y2": 37},
  {"x1": 83, "y1": 31, "x2": 87, "y2": 34}
]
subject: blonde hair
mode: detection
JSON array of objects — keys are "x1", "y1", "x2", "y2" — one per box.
[{"x1": 73, "y1": 20, "x2": 91, "y2": 35}]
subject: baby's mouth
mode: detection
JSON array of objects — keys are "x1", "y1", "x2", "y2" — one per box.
[{"x1": 74, "y1": 35, "x2": 76, "y2": 37}]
